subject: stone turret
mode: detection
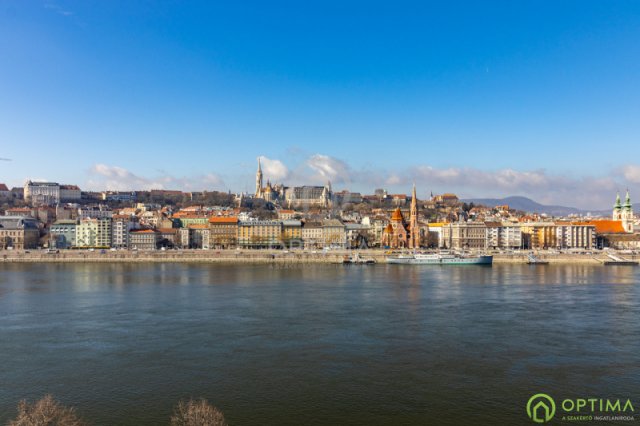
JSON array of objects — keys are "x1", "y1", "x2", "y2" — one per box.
[
  {"x1": 408, "y1": 184, "x2": 420, "y2": 248},
  {"x1": 255, "y1": 158, "x2": 263, "y2": 197}
]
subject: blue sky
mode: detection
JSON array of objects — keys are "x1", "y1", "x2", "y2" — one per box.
[{"x1": 1, "y1": 1, "x2": 640, "y2": 208}]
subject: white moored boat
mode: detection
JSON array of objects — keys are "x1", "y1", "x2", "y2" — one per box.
[{"x1": 386, "y1": 252, "x2": 493, "y2": 265}]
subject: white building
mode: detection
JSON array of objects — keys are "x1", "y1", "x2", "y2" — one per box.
[
  {"x1": 24, "y1": 181, "x2": 59, "y2": 205},
  {"x1": 613, "y1": 191, "x2": 634, "y2": 233},
  {"x1": 75, "y1": 218, "x2": 112, "y2": 247},
  {"x1": 78, "y1": 205, "x2": 113, "y2": 220},
  {"x1": 111, "y1": 215, "x2": 139, "y2": 248},
  {"x1": 486, "y1": 222, "x2": 522, "y2": 249},
  {"x1": 59, "y1": 185, "x2": 81, "y2": 202},
  {"x1": 554, "y1": 223, "x2": 596, "y2": 249},
  {"x1": 24, "y1": 181, "x2": 81, "y2": 205}
]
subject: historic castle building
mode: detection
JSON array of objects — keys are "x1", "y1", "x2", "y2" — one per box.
[
  {"x1": 613, "y1": 190, "x2": 634, "y2": 233},
  {"x1": 254, "y1": 158, "x2": 331, "y2": 207},
  {"x1": 254, "y1": 158, "x2": 285, "y2": 203},
  {"x1": 382, "y1": 184, "x2": 421, "y2": 248}
]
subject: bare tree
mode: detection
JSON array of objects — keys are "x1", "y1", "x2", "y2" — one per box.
[
  {"x1": 8, "y1": 394, "x2": 86, "y2": 426},
  {"x1": 170, "y1": 399, "x2": 227, "y2": 426}
]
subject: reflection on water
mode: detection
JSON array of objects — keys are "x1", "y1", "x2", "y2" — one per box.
[{"x1": 0, "y1": 263, "x2": 639, "y2": 425}]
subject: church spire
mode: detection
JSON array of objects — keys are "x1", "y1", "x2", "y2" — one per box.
[
  {"x1": 624, "y1": 189, "x2": 632, "y2": 210},
  {"x1": 408, "y1": 183, "x2": 420, "y2": 249},
  {"x1": 255, "y1": 157, "x2": 263, "y2": 197},
  {"x1": 614, "y1": 192, "x2": 622, "y2": 210}
]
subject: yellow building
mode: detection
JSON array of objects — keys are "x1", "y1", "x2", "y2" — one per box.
[
  {"x1": 238, "y1": 220, "x2": 283, "y2": 248},
  {"x1": 208, "y1": 217, "x2": 238, "y2": 248},
  {"x1": 281, "y1": 220, "x2": 302, "y2": 248}
]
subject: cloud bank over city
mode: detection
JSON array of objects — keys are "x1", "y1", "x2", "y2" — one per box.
[
  {"x1": 80, "y1": 155, "x2": 640, "y2": 211},
  {"x1": 86, "y1": 164, "x2": 224, "y2": 192}
]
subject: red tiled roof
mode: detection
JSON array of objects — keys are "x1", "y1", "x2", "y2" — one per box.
[
  {"x1": 188, "y1": 224, "x2": 209, "y2": 229},
  {"x1": 391, "y1": 207, "x2": 404, "y2": 221},
  {"x1": 157, "y1": 228, "x2": 177, "y2": 234},
  {"x1": 0, "y1": 184, "x2": 9, "y2": 191},
  {"x1": 571, "y1": 220, "x2": 626, "y2": 234},
  {"x1": 173, "y1": 214, "x2": 208, "y2": 219},
  {"x1": 209, "y1": 217, "x2": 238, "y2": 224}
]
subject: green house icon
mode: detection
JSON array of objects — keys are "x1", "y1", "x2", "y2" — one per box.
[{"x1": 527, "y1": 393, "x2": 556, "y2": 423}]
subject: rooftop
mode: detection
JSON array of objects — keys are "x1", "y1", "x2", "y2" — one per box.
[{"x1": 209, "y1": 217, "x2": 238, "y2": 224}]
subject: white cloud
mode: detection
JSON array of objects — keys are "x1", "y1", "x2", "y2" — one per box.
[
  {"x1": 382, "y1": 165, "x2": 621, "y2": 210},
  {"x1": 243, "y1": 155, "x2": 637, "y2": 210},
  {"x1": 622, "y1": 165, "x2": 640, "y2": 183},
  {"x1": 258, "y1": 156, "x2": 289, "y2": 181},
  {"x1": 87, "y1": 164, "x2": 224, "y2": 191},
  {"x1": 306, "y1": 154, "x2": 352, "y2": 184},
  {"x1": 44, "y1": 3, "x2": 74, "y2": 17}
]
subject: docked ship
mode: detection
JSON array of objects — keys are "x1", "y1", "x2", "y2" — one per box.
[{"x1": 385, "y1": 252, "x2": 493, "y2": 265}]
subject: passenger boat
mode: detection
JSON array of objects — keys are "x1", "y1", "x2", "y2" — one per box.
[
  {"x1": 385, "y1": 252, "x2": 493, "y2": 265},
  {"x1": 343, "y1": 253, "x2": 377, "y2": 264}
]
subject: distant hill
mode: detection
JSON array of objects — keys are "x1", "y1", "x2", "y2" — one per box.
[{"x1": 460, "y1": 196, "x2": 608, "y2": 217}]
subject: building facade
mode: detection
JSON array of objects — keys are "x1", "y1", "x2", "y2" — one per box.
[
  {"x1": 50, "y1": 220, "x2": 77, "y2": 249},
  {"x1": 0, "y1": 216, "x2": 40, "y2": 249},
  {"x1": 322, "y1": 219, "x2": 347, "y2": 249},
  {"x1": 111, "y1": 215, "x2": 139, "y2": 249},
  {"x1": 301, "y1": 221, "x2": 323, "y2": 249},
  {"x1": 208, "y1": 217, "x2": 238, "y2": 248},
  {"x1": 486, "y1": 222, "x2": 523, "y2": 249},
  {"x1": 75, "y1": 218, "x2": 112, "y2": 248},
  {"x1": 129, "y1": 229, "x2": 160, "y2": 250},
  {"x1": 238, "y1": 220, "x2": 283, "y2": 248},
  {"x1": 281, "y1": 220, "x2": 303, "y2": 248},
  {"x1": 24, "y1": 181, "x2": 60, "y2": 205},
  {"x1": 442, "y1": 222, "x2": 488, "y2": 250}
]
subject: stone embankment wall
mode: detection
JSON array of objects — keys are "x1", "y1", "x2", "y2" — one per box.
[{"x1": 1, "y1": 250, "x2": 638, "y2": 264}]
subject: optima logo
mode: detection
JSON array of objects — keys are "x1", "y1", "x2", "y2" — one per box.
[
  {"x1": 526, "y1": 393, "x2": 635, "y2": 423},
  {"x1": 527, "y1": 393, "x2": 556, "y2": 423}
]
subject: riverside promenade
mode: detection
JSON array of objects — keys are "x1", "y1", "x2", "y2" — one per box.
[{"x1": 1, "y1": 249, "x2": 637, "y2": 264}]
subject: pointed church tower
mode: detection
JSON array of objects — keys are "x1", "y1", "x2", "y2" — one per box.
[
  {"x1": 408, "y1": 184, "x2": 420, "y2": 248},
  {"x1": 255, "y1": 158, "x2": 263, "y2": 197},
  {"x1": 613, "y1": 192, "x2": 622, "y2": 220},
  {"x1": 622, "y1": 189, "x2": 634, "y2": 233}
]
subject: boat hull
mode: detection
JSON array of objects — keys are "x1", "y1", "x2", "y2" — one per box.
[{"x1": 386, "y1": 255, "x2": 493, "y2": 265}]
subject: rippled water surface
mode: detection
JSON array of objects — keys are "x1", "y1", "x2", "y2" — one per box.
[{"x1": 1, "y1": 263, "x2": 639, "y2": 425}]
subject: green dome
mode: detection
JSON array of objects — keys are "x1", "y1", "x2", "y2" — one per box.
[
  {"x1": 613, "y1": 193, "x2": 622, "y2": 210},
  {"x1": 623, "y1": 190, "x2": 632, "y2": 209}
]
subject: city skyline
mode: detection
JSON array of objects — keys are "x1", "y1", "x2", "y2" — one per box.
[{"x1": 2, "y1": 1, "x2": 640, "y2": 208}]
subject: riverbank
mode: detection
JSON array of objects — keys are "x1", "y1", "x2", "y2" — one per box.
[{"x1": 1, "y1": 249, "x2": 638, "y2": 264}]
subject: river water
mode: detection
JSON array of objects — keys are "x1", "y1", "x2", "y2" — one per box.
[{"x1": 0, "y1": 263, "x2": 638, "y2": 425}]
